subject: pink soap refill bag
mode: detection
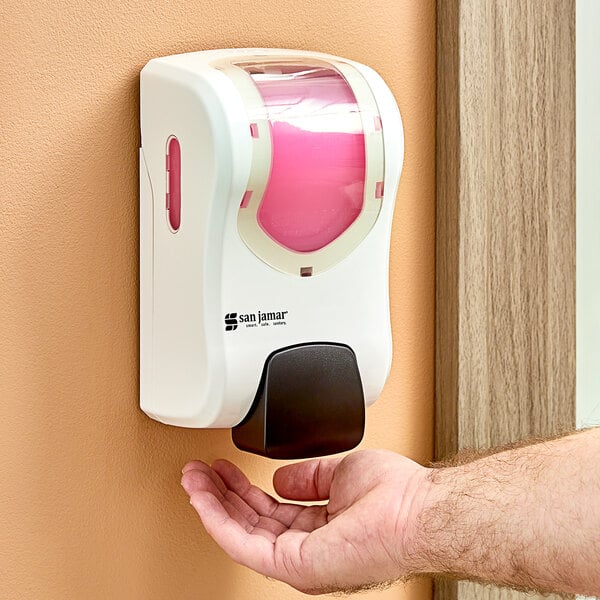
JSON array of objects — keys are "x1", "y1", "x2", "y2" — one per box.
[{"x1": 246, "y1": 66, "x2": 366, "y2": 253}]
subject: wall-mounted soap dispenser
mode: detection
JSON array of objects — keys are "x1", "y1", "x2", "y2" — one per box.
[{"x1": 139, "y1": 48, "x2": 404, "y2": 459}]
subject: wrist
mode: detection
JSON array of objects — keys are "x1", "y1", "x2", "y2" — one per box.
[
  {"x1": 391, "y1": 465, "x2": 440, "y2": 576},
  {"x1": 402, "y1": 465, "x2": 461, "y2": 577}
]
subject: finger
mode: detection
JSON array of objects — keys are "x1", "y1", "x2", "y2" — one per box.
[
  {"x1": 273, "y1": 456, "x2": 345, "y2": 501},
  {"x1": 182, "y1": 460, "x2": 207, "y2": 474},
  {"x1": 181, "y1": 468, "x2": 228, "y2": 499},
  {"x1": 182, "y1": 468, "x2": 297, "y2": 536},
  {"x1": 189, "y1": 491, "x2": 276, "y2": 576},
  {"x1": 212, "y1": 459, "x2": 302, "y2": 526},
  {"x1": 181, "y1": 469, "x2": 260, "y2": 531},
  {"x1": 182, "y1": 460, "x2": 228, "y2": 495}
]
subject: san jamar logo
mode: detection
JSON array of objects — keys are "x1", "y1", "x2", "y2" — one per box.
[
  {"x1": 224, "y1": 310, "x2": 288, "y2": 332},
  {"x1": 224, "y1": 313, "x2": 238, "y2": 331}
]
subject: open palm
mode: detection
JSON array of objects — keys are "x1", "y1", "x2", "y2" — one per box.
[{"x1": 181, "y1": 449, "x2": 427, "y2": 594}]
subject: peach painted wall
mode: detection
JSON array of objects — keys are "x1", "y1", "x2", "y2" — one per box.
[{"x1": 0, "y1": 1, "x2": 435, "y2": 599}]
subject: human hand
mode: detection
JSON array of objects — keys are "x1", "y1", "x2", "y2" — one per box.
[{"x1": 181, "y1": 449, "x2": 430, "y2": 594}]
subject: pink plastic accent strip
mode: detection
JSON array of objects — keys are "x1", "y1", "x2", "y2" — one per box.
[
  {"x1": 250, "y1": 123, "x2": 259, "y2": 138},
  {"x1": 246, "y1": 65, "x2": 366, "y2": 253},
  {"x1": 240, "y1": 190, "x2": 253, "y2": 208},
  {"x1": 375, "y1": 181, "x2": 384, "y2": 199},
  {"x1": 167, "y1": 137, "x2": 181, "y2": 231}
]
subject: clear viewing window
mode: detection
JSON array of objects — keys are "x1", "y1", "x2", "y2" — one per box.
[{"x1": 241, "y1": 63, "x2": 366, "y2": 253}]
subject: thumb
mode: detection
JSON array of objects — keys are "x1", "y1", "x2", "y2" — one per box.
[{"x1": 273, "y1": 455, "x2": 345, "y2": 501}]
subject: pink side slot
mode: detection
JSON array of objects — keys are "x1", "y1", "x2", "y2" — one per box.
[{"x1": 167, "y1": 137, "x2": 181, "y2": 232}]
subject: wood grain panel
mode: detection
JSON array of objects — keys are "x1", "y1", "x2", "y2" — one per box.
[{"x1": 435, "y1": 1, "x2": 575, "y2": 599}]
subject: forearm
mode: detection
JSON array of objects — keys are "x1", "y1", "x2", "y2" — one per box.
[{"x1": 411, "y1": 428, "x2": 600, "y2": 595}]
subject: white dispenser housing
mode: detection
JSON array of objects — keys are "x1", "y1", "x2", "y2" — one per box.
[{"x1": 140, "y1": 49, "x2": 404, "y2": 458}]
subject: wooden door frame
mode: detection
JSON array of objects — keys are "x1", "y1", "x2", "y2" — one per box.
[{"x1": 435, "y1": 2, "x2": 576, "y2": 599}]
